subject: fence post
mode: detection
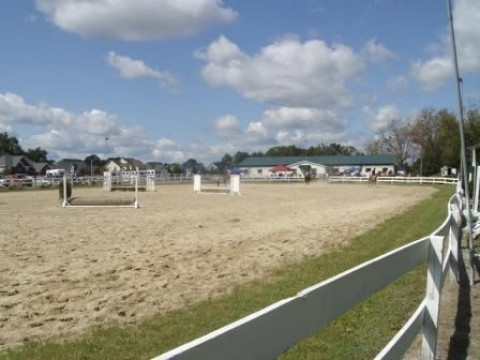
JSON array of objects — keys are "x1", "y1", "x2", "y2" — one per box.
[
  {"x1": 420, "y1": 235, "x2": 444, "y2": 360},
  {"x1": 103, "y1": 171, "x2": 111, "y2": 192},
  {"x1": 449, "y1": 198, "x2": 461, "y2": 282}
]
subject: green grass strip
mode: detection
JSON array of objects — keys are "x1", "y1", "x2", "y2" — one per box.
[{"x1": 0, "y1": 186, "x2": 453, "y2": 360}]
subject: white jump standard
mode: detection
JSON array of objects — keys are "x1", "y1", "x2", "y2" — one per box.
[
  {"x1": 193, "y1": 175, "x2": 240, "y2": 195},
  {"x1": 103, "y1": 170, "x2": 155, "y2": 192}
]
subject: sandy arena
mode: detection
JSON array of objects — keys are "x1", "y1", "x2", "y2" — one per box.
[{"x1": 0, "y1": 181, "x2": 436, "y2": 350}]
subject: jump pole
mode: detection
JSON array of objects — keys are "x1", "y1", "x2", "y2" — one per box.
[
  {"x1": 193, "y1": 174, "x2": 240, "y2": 195},
  {"x1": 62, "y1": 175, "x2": 68, "y2": 207},
  {"x1": 193, "y1": 174, "x2": 202, "y2": 194},
  {"x1": 230, "y1": 174, "x2": 240, "y2": 195}
]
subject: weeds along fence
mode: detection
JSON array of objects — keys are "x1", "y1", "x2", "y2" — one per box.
[
  {"x1": 152, "y1": 191, "x2": 463, "y2": 360},
  {"x1": 328, "y1": 176, "x2": 459, "y2": 185}
]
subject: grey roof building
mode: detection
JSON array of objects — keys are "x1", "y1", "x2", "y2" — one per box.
[
  {"x1": 239, "y1": 154, "x2": 396, "y2": 167},
  {"x1": 238, "y1": 154, "x2": 397, "y2": 178},
  {"x1": 0, "y1": 154, "x2": 50, "y2": 175}
]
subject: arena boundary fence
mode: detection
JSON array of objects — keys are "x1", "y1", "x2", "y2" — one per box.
[
  {"x1": 328, "y1": 176, "x2": 459, "y2": 185},
  {"x1": 152, "y1": 191, "x2": 463, "y2": 360},
  {"x1": 193, "y1": 174, "x2": 240, "y2": 195}
]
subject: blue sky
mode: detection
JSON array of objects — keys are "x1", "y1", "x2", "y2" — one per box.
[{"x1": 0, "y1": 0, "x2": 479, "y2": 164}]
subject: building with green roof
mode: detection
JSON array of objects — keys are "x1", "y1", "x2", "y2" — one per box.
[{"x1": 238, "y1": 154, "x2": 396, "y2": 178}]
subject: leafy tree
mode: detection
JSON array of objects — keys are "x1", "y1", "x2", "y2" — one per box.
[
  {"x1": 266, "y1": 145, "x2": 301, "y2": 156},
  {"x1": 0, "y1": 132, "x2": 24, "y2": 155},
  {"x1": 84, "y1": 154, "x2": 102, "y2": 166},
  {"x1": 232, "y1": 151, "x2": 249, "y2": 165},
  {"x1": 376, "y1": 118, "x2": 412, "y2": 166},
  {"x1": 365, "y1": 139, "x2": 390, "y2": 155},
  {"x1": 0, "y1": 132, "x2": 51, "y2": 164},
  {"x1": 465, "y1": 108, "x2": 480, "y2": 148},
  {"x1": 437, "y1": 109, "x2": 460, "y2": 167},
  {"x1": 221, "y1": 153, "x2": 233, "y2": 165},
  {"x1": 25, "y1": 147, "x2": 49, "y2": 163},
  {"x1": 409, "y1": 108, "x2": 460, "y2": 175},
  {"x1": 168, "y1": 163, "x2": 182, "y2": 174},
  {"x1": 216, "y1": 153, "x2": 233, "y2": 172},
  {"x1": 250, "y1": 151, "x2": 265, "y2": 157},
  {"x1": 306, "y1": 143, "x2": 361, "y2": 156}
]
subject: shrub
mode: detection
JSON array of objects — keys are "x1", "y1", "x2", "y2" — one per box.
[{"x1": 58, "y1": 180, "x2": 72, "y2": 200}]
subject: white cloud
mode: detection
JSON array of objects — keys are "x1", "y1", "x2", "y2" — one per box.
[
  {"x1": 36, "y1": 0, "x2": 237, "y2": 41},
  {"x1": 0, "y1": 93, "x2": 124, "y2": 135},
  {"x1": 151, "y1": 139, "x2": 238, "y2": 164},
  {"x1": 386, "y1": 76, "x2": 409, "y2": 92},
  {"x1": 363, "y1": 104, "x2": 400, "y2": 132},
  {"x1": 155, "y1": 137, "x2": 177, "y2": 148},
  {"x1": 412, "y1": 0, "x2": 480, "y2": 91},
  {"x1": 213, "y1": 114, "x2": 241, "y2": 138},
  {"x1": 197, "y1": 35, "x2": 364, "y2": 109},
  {"x1": 0, "y1": 92, "x2": 151, "y2": 159},
  {"x1": 246, "y1": 121, "x2": 268, "y2": 138},
  {"x1": 106, "y1": 52, "x2": 178, "y2": 90},
  {"x1": 218, "y1": 106, "x2": 348, "y2": 149},
  {"x1": 0, "y1": 123, "x2": 12, "y2": 132},
  {"x1": 260, "y1": 106, "x2": 346, "y2": 133},
  {"x1": 411, "y1": 57, "x2": 452, "y2": 92},
  {"x1": 151, "y1": 149, "x2": 185, "y2": 163},
  {"x1": 362, "y1": 38, "x2": 396, "y2": 63}
]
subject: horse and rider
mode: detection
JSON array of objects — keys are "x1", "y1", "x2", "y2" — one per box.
[{"x1": 369, "y1": 169, "x2": 378, "y2": 185}]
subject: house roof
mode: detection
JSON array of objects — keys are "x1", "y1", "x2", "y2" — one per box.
[
  {"x1": 238, "y1": 154, "x2": 397, "y2": 167},
  {"x1": 0, "y1": 154, "x2": 49, "y2": 174},
  {"x1": 32, "y1": 162, "x2": 50, "y2": 172},
  {"x1": 0, "y1": 154, "x2": 34, "y2": 166},
  {"x1": 107, "y1": 157, "x2": 145, "y2": 170}
]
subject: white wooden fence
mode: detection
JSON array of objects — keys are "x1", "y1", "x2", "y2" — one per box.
[
  {"x1": 328, "y1": 176, "x2": 459, "y2": 185},
  {"x1": 152, "y1": 192, "x2": 463, "y2": 360}
]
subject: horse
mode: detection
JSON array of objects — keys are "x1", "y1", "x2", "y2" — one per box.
[
  {"x1": 369, "y1": 174, "x2": 378, "y2": 185},
  {"x1": 304, "y1": 173, "x2": 311, "y2": 185}
]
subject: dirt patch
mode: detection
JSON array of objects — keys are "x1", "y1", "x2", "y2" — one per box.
[{"x1": 0, "y1": 182, "x2": 435, "y2": 350}]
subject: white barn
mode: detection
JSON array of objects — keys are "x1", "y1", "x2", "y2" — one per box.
[{"x1": 238, "y1": 155, "x2": 396, "y2": 179}]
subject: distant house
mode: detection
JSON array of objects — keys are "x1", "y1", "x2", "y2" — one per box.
[
  {"x1": 52, "y1": 159, "x2": 86, "y2": 176},
  {"x1": 32, "y1": 162, "x2": 51, "y2": 175},
  {"x1": 0, "y1": 154, "x2": 50, "y2": 175},
  {"x1": 145, "y1": 162, "x2": 169, "y2": 177},
  {"x1": 105, "y1": 158, "x2": 145, "y2": 172},
  {"x1": 181, "y1": 159, "x2": 206, "y2": 176},
  {"x1": 238, "y1": 155, "x2": 397, "y2": 178}
]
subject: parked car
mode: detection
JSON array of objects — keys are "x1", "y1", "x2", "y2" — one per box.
[
  {"x1": 0, "y1": 175, "x2": 7, "y2": 188},
  {"x1": 5, "y1": 174, "x2": 34, "y2": 187}
]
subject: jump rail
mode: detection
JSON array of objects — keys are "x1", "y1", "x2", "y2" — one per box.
[
  {"x1": 152, "y1": 192, "x2": 463, "y2": 360},
  {"x1": 193, "y1": 174, "x2": 240, "y2": 195}
]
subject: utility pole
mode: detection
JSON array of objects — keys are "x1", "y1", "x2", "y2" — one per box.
[{"x1": 446, "y1": 0, "x2": 474, "y2": 283}]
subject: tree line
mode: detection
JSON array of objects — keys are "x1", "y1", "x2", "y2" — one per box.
[
  {"x1": 364, "y1": 107, "x2": 480, "y2": 176},
  {"x1": 0, "y1": 132, "x2": 50, "y2": 163}
]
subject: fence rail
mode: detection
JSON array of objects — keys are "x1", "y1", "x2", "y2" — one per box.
[
  {"x1": 328, "y1": 176, "x2": 459, "y2": 185},
  {"x1": 152, "y1": 192, "x2": 463, "y2": 360},
  {"x1": 0, "y1": 174, "x2": 195, "y2": 189}
]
